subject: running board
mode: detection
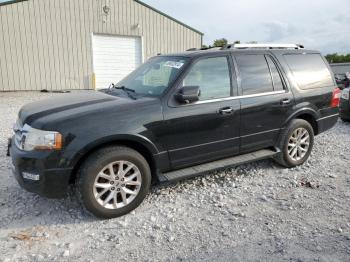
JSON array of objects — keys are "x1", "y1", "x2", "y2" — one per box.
[{"x1": 160, "y1": 149, "x2": 278, "y2": 183}]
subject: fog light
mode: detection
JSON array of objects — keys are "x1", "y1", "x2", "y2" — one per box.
[{"x1": 22, "y1": 172, "x2": 40, "y2": 181}]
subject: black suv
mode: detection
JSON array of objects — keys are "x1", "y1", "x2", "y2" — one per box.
[{"x1": 9, "y1": 44, "x2": 340, "y2": 219}]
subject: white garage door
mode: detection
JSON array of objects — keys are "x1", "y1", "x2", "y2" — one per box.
[{"x1": 92, "y1": 34, "x2": 142, "y2": 89}]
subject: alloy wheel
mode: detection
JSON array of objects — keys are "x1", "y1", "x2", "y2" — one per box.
[
  {"x1": 93, "y1": 161, "x2": 142, "y2": 209},
  {"x1": 287, "y1": 127, "x2": 310, "y2": 161}
]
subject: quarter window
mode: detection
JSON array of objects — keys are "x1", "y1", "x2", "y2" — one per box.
[
  {"x1": 236, "y1": 55, "x2": 274, "y2": 95},
  {"x1": 182, "y1": 56, "x2": 231, "y2": 100},
  {"x1": 284, "y1": 53, "x2": 334, "y2": 90}
]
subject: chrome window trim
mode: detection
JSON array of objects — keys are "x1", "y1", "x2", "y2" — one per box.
[{"x1": 191, "y1": 90, "x2": 287, "y2": 105}]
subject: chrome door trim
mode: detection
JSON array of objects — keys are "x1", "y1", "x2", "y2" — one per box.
[{"x1": 192, "y1": 90, "x2": 287, "y2": 105}]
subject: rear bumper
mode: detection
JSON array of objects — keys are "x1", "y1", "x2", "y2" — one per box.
[
  {"x1": 317, "y1": 113, "x2": 339, "y2": 134},
  {"x1": 9, "y1": 137, "x2": 72, "y2": 199}
]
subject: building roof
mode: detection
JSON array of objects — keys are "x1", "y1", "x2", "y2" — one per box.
[
  {"x1": 330, "y1": 63, "x2": 350, "y2": 66},
  {"x1": 134, "y1": 0, "x2": 203, "y2": 35},
  {"x1": 0, "y1": 0, "x2": 204, "y2": 36}
]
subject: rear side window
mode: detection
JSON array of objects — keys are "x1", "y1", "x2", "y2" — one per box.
[
  {"x1": 236, "y1": 55, "x2": 274, "y2": 95},
  {"x1": 284, "y1": 54, "x2": 334, "y2": 90}
]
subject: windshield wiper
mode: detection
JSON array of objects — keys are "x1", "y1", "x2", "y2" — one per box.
[{"x1": 111, "y1": 84, "x2": 137, "y2": 100}]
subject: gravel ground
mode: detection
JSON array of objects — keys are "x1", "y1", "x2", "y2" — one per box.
[{"x1": 0, "y1": 91, "x2": 350, "y2": 262}]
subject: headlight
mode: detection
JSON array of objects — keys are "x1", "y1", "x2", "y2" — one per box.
[
  {"x1": 16, "y1": 124, "x2": 63, "y2": 151},
  {"x1": 341, "y1": 88, "x2": 349, "y2": 100}
]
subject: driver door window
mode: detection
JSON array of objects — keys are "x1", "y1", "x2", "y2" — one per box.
[{"x1": 182, "y1": 56, "x2": 231, "y2": 101}]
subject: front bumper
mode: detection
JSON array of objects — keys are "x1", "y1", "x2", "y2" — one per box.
[
  {"x1": 9, "y1": 137, "x2": 72, "y2": 198},
  {"x1": 340, "y1": 98, "x2": 350, "y2": 120}
]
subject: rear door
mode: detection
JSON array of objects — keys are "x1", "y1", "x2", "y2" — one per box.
[{"x1": 234, "y1": 53, "x2": 295, "y2": 153}]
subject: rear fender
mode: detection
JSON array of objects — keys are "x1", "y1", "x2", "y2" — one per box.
[{"x1": 282, "y1": 107, "x2": 319, "y2": 128}]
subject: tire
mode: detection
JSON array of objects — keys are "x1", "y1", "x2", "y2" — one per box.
[
  {"x1": 76, "y1": 146, "x2": 151, "y2": 219},
  {"x1": 341, "y1": 118, "x2": 350, "y2": 123},
  {"x1": 274, "y1": 119, "x2": 314, "y2": 168}
]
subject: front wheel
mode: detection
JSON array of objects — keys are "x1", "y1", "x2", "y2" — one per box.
[
  {"x1": 274, "y1": 119, "x2": 314, "y2": 168},
  {"x1": 76, "y1": 146, "x2": 151, "y2": 219}
]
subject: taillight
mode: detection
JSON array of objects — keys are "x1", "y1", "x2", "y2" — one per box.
[{"x1": 331, "y1": 87, "x2": 341, "y2": 108}]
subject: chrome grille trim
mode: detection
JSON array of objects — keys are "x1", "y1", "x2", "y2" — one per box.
[{"x1": 13, "y1": 121, "x2": 30, "y2": 150}]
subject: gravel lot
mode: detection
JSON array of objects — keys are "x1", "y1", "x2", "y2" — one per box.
[{"x1": 0, "y1": 91, "x2": 350, "y2": 262}]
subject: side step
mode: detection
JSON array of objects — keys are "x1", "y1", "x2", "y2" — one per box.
[{"x1": 161, "y1": 149, "x2": 279, "y2": 183}]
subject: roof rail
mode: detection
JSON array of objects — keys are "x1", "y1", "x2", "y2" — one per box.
[
  {"x1": 186, "y1": 48, "x2": 199, "y2": 51},
  {"x1": 223, "y1": 43, "x2": 304, "y2": 50},
  {"x1": 186, "y1": 47, "x2": 222, "y2": 51}
]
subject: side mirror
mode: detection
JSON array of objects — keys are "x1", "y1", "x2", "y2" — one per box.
[{"x1": 175, "y1": 86, "x2": 200, "y2": 104}]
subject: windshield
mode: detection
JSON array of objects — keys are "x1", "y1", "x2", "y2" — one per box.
[{"x1": 117, "y1": 56, "x2": 189, "y2": 97}]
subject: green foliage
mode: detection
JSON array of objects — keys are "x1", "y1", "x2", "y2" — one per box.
[
  {"x1": 325, "y1": 53, "x2": 350, "y2": 63},
  {"x1": 213, "y1": 38, "x2": 228, "y2": 48},
  {"x1": 202, "y1": 39, "x2": 244, "y2": 49}
]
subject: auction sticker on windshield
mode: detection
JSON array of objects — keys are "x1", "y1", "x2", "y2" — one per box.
[{"x1": 164, "y1": 61, "x2": 184, "y2": 69}]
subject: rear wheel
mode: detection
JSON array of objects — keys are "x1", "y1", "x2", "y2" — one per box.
[
  {"x1": 341, "y1": 118, "x2": 350, "y2": 123},
  {"x1": 77, "y1": 146, "x2": 151, "y2": 219},
  {"x1": 274, "y1": 119, "x2": 314, "y2": 168}
]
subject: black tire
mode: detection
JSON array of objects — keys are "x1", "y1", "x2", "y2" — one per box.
[
  {"x1": 341, "y1": 118, "x2": 350, "y2": 123},
  {"x1": 76, "y1": 146, "x2": 151, "y2": 219},
  {"x1": 274, "y1": 119, "x2": 314, "y2": 168}
]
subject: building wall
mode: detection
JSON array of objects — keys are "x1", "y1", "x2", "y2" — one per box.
[
  {"x1": 330, "y1": 63, "x2": 350, "y2": 75},
  {"x1": 0, "y1": 0, "x2": 202, "y2": 91}
]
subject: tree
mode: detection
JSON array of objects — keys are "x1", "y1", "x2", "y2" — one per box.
[
  {"x1": 213, "y1": 38, "x2": 228, "y2": 48},
  {"x1": 325, "y1": 53, "x2": 350, "y2": 63}
]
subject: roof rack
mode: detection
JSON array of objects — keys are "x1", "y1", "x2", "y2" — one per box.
[
  {"x1": 186, "y1": 47, "x2": 222, "y2": 51},
  {"x1": 223, "y1": 43, "x2": 304, "y2": 50}
]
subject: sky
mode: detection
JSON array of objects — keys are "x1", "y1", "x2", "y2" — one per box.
[{"x1": 142, "y1": 0, "x2": 350, "y2": 55}]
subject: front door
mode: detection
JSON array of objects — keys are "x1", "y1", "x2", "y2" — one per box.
[
  {"x1": 234, "y1": 53, "x2": 295, "y2": 153},
  {"x1": 162, "y1": 55, "x2": 240, "y2": 169}
]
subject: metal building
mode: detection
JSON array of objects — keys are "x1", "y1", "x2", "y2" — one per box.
[{"x1": 0, "y1": 0, "x2": 203, "y2": 91}]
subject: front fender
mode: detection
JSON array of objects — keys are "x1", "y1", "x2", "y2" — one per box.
[{"x1": 64, "y1": 134, "x2": 160, "y2": 169}]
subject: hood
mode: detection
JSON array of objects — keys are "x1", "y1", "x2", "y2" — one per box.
[{"x1": 18, "y1": 91, "x2": 119, "y2": 126}]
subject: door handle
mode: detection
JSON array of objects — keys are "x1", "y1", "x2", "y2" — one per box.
[
  {"x1": 219, "y1": 107, "x2": 234, "y2": 115},
  {"x1": 280, "y1": 98, "x2": 291, "y2": 106}
]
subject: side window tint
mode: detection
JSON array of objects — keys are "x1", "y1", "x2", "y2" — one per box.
[
  {"x1": 284, "y1": 54, "x2": 334, "y2": 90},
  {"x1": 266, "y1": 56, "x2": 284, "y2": 91},
  {"x1": 236, "y1": 55, "x2": 274, "y2": 95},
  {"x1": 182, "y1": 57, "x2": 231, "y2": 100}
]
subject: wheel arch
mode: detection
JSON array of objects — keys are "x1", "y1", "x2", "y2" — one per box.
[
  {"x1": 284, "y1": 108, "x2": 319, "y2": 135},
  {"x1": 69, "y1": 135, "x2": 160, "y2": 184}
]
